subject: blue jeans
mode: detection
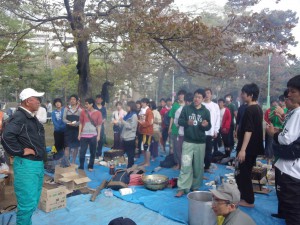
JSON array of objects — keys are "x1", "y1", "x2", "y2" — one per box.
[
  {"x1": 14, "y1": 157, "x2": 44, "y2": 225},
  {"x1": 79, "y1": 136, "x2": 97, "y2": 169}
]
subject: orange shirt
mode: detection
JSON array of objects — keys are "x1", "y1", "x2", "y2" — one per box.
[
  {"x1": 0, "y1": 111, "x2": 4, "y2": 131},
  {"x1": 138, "y1": 108, "x2": 154, "y2": 135}
]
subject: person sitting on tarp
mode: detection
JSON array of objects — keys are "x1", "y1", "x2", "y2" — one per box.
[{"x1": 210, "y1": 183, "x2": 256, "y2": 225}]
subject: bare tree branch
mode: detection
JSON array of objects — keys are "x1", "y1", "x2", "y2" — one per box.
[
  {"x1": 3, "y1": 7, "x2": 68, "y2": 23},
  {"x1": 50, "y1": 20, "x2": 75, "y2": 49},
  {"x1": 1, "y1": 21, "x2": 48, "y2": 60},
  {"x1": 64, "y1": 0, "x2": 75, "y2": 30},
  {"x1": 153, "y1": 38, "x2": 215, "y2": 77},
  {"x1": 0, "y1": 39, "x2": 12, "y2": 61},
  {"x1": 87, "y1": 3, "x2": 131, "y2": 18},
  {"x1": 221, "y1": 15, "x2": 236, "y2": 33}
]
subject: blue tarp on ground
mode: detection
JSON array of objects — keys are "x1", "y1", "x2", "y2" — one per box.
[
  {"x1": 0, "y1": 147, "x2": 286, "y2": 225},
  {"x1": 85, "y1": 149, "x2": 285, "y2": 225},
  {"x1": 0, "y1": 194, "x2": 184, "y2": 225}
]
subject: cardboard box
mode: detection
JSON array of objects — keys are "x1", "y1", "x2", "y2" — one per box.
[
  {"x1": 58, "y1": 171, "x2": 91, "y2": 191},
  {"x1": 39, "y1": 183, "x2": 67, "y2": 213},
  {"x1": 54, "y1": 164, "x2": 78, "y2": 183},
  {"x1": 104, "y1": 149, "x2": 124, "y2": 162}
]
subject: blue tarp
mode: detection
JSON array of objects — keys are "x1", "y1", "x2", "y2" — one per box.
[
  {"x1": 113, "y1": 155, "x2": 285, "y2": 225},
  {"x1": 85, "y1": 150, "x2": 285, "y2": 225},
  {"x1": 0, "y1": 195, "x2": 183, "y2": 225},
  {"x1": 0, "y1": 147, "x2": 286, "y2": 225}
]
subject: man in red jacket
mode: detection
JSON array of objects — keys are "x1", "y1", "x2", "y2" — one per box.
[{"x1": 218, "y1": 98, "x2": 232, "y2": 152}]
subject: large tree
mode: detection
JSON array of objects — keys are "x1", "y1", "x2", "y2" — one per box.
[{"x1": 0, "y1": 0, "x2": 298, "y2": 100}]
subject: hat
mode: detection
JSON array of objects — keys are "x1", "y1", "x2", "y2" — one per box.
[
  {"x1": 19, "y1": 88, "x2": 44, "y2": 101},
  {"x1": 210, "y1": 183, "x2": 240, "y2": 203}
]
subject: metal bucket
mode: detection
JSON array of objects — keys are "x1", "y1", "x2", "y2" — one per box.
[{"x1": 187, "y1": 191, "x2": 216, "y2": 225}]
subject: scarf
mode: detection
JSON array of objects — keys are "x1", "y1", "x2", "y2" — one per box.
[{"x1": 123, "y1": 111, "x2": 136, "y2": 121}]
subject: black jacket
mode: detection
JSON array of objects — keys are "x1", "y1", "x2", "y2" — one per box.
[{"x1": 1, "y1": 107, "x2": 46, "y2": 161}]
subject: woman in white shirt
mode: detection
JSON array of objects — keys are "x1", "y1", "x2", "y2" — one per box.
[
  {"x1": 149, "y1": 101, "x2": 161, "y2": 161},
  {"x1": 112, "y1": 101, "x2": 127, "y2": 149}
]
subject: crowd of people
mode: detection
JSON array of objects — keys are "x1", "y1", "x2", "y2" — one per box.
[{"x1": 0, "y1": 74, "x2": 300, "y2": 225}]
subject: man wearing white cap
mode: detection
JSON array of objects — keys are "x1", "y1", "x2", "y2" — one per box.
[
  {"x1": 210, "y1": 183, "x2": 256, "y2": 225},
  {"x1": 1, "y1": 88, "x2": 45, "y2": 225}
]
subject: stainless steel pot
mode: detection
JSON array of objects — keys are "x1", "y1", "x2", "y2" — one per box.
[
  {"x1": 142, "y1": 174, "x2": 169, "y2": 191},
  {"x1": 187, "y1": 191, "x2": 216, "y2": 225}
]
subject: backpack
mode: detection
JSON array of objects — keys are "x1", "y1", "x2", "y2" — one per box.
[
  {"x1": 211, "y1": 151, "x2": 226, "y2": 163},
  {"x1": 0, "y1": 113, "x2": 10, "y2": 136},
  {"x1": 160, "y1": 154, "x2": 176, "y2": 168},
  {"x1": 107, "y1": 169, "x2": 130, "y2": 190},
  {"x1": 163, "y1": 111, "x2": 171, "y2": 127},
  {"x1": 0, "y1": 116, "x2": 14, "y2": 154}
]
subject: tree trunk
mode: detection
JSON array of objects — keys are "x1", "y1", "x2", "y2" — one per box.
[
  {"x1": 71, "y1": 0, "x2": 91, "y2": 100},
  {"x1": 76, "y1": 40, "x2": 91, "y2": 100},
  {"x1": 157, "y1": 65, "x2": 170, "y2": 99}
]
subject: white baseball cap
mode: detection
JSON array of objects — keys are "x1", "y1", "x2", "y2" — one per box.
[{"x1": 19, "y1": 88, "x2": 45, "y2": 101}]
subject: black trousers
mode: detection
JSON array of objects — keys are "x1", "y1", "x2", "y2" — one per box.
[
  {"x1": 204, "y1": 135, "x2": 213, "y2": 170},
  {"x1": 275, "y1": 167, "x2": 300, "y2": 225},
  {"x1": 137, "y1": 133, "x2": 143, "y2": 155},
  {"x1": 235, "y1": 154, "x2": 256, "y2": 204},
  {"x1": 228, "y1": 124, "x2": 235, "y2": 149},
  {"x1": 113, "y1": 131, "x2": 123, "y2": 149},
  {"x1": 123, "y1": 139, "x2": 136, "y2": 168},
  {"x1": 213, "y1": 131, "x2": 222, "y2": 153},
  {"x1": 54, "y1": 131, "x2": 65, "y2": 152},
  {"x1": 53, "y1": 131, "x2": 65, "y2": 160},
  {"x1": 79, "y1": 136, "x2": 97, "y2": 170},
  {"x1": 96, "y1": 125, "x2": 105, "y2": 157},
  {"x1": 162, "y1": 127, "x2": 169, "y2": 143}
]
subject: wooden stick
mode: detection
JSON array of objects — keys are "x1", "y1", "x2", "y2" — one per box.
[{"x1": 90, "y1": 180, "x2": 108, "y2": 202}]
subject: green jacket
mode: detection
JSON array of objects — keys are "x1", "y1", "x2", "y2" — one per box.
[
  {"x1": 169, "y1": 102, "x2": 181, "y2": 135},
  {"x1": 178, "y1": 104, "x2": 211, "y2": 143}
]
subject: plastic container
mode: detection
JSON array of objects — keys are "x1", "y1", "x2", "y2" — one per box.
[
  {"x1": 104, "y1": 188, "x2": 113, "y2": 197},
  {"x1": 119, "y1": 187, "x2": 135, "y2": 196},
  {"x1": 109, "y1": 160, "x2": 115, "y2": 175},
  {"x1": 187, "y1": 191, "x2": 216, "y2": 225}
]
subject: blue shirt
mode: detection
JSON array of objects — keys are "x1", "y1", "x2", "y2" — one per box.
[
  {"x1": 94, "y1": 104, "x2": 107, "y2": 120},
  {"x1": 52, "y1": 108, "x2": 66, "y2": 132}
]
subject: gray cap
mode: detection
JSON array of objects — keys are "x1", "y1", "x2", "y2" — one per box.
[{"x1": 210, "y1": 183, "x2": 240, "y2": 203}]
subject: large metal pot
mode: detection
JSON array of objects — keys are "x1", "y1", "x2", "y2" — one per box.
[
  {"x1": 142, "y1": 174, "x2": 169, "y2": 191},
  {"x1": 187, "y1": 191, "x2": 216, "y2": 225}
]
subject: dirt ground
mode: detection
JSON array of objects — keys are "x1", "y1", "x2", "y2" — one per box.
[{"x1": 0, "y1": 175, "x2": 16, "y2": 210}]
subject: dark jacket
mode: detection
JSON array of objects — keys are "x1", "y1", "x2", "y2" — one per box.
[
  {"x1": 1, "y1": 107, "x2": 46, "y2": 161},
  {"x1": 273, "y1": 136, "x2": 300, "y2": 160},
  {"x1": 178, "y1": 104, "x2": 211, "y2": 144}
]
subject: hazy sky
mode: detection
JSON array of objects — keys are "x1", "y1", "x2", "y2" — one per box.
[{"x1": 173, "y1": 0, "x2": 300, "y2": 56}]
